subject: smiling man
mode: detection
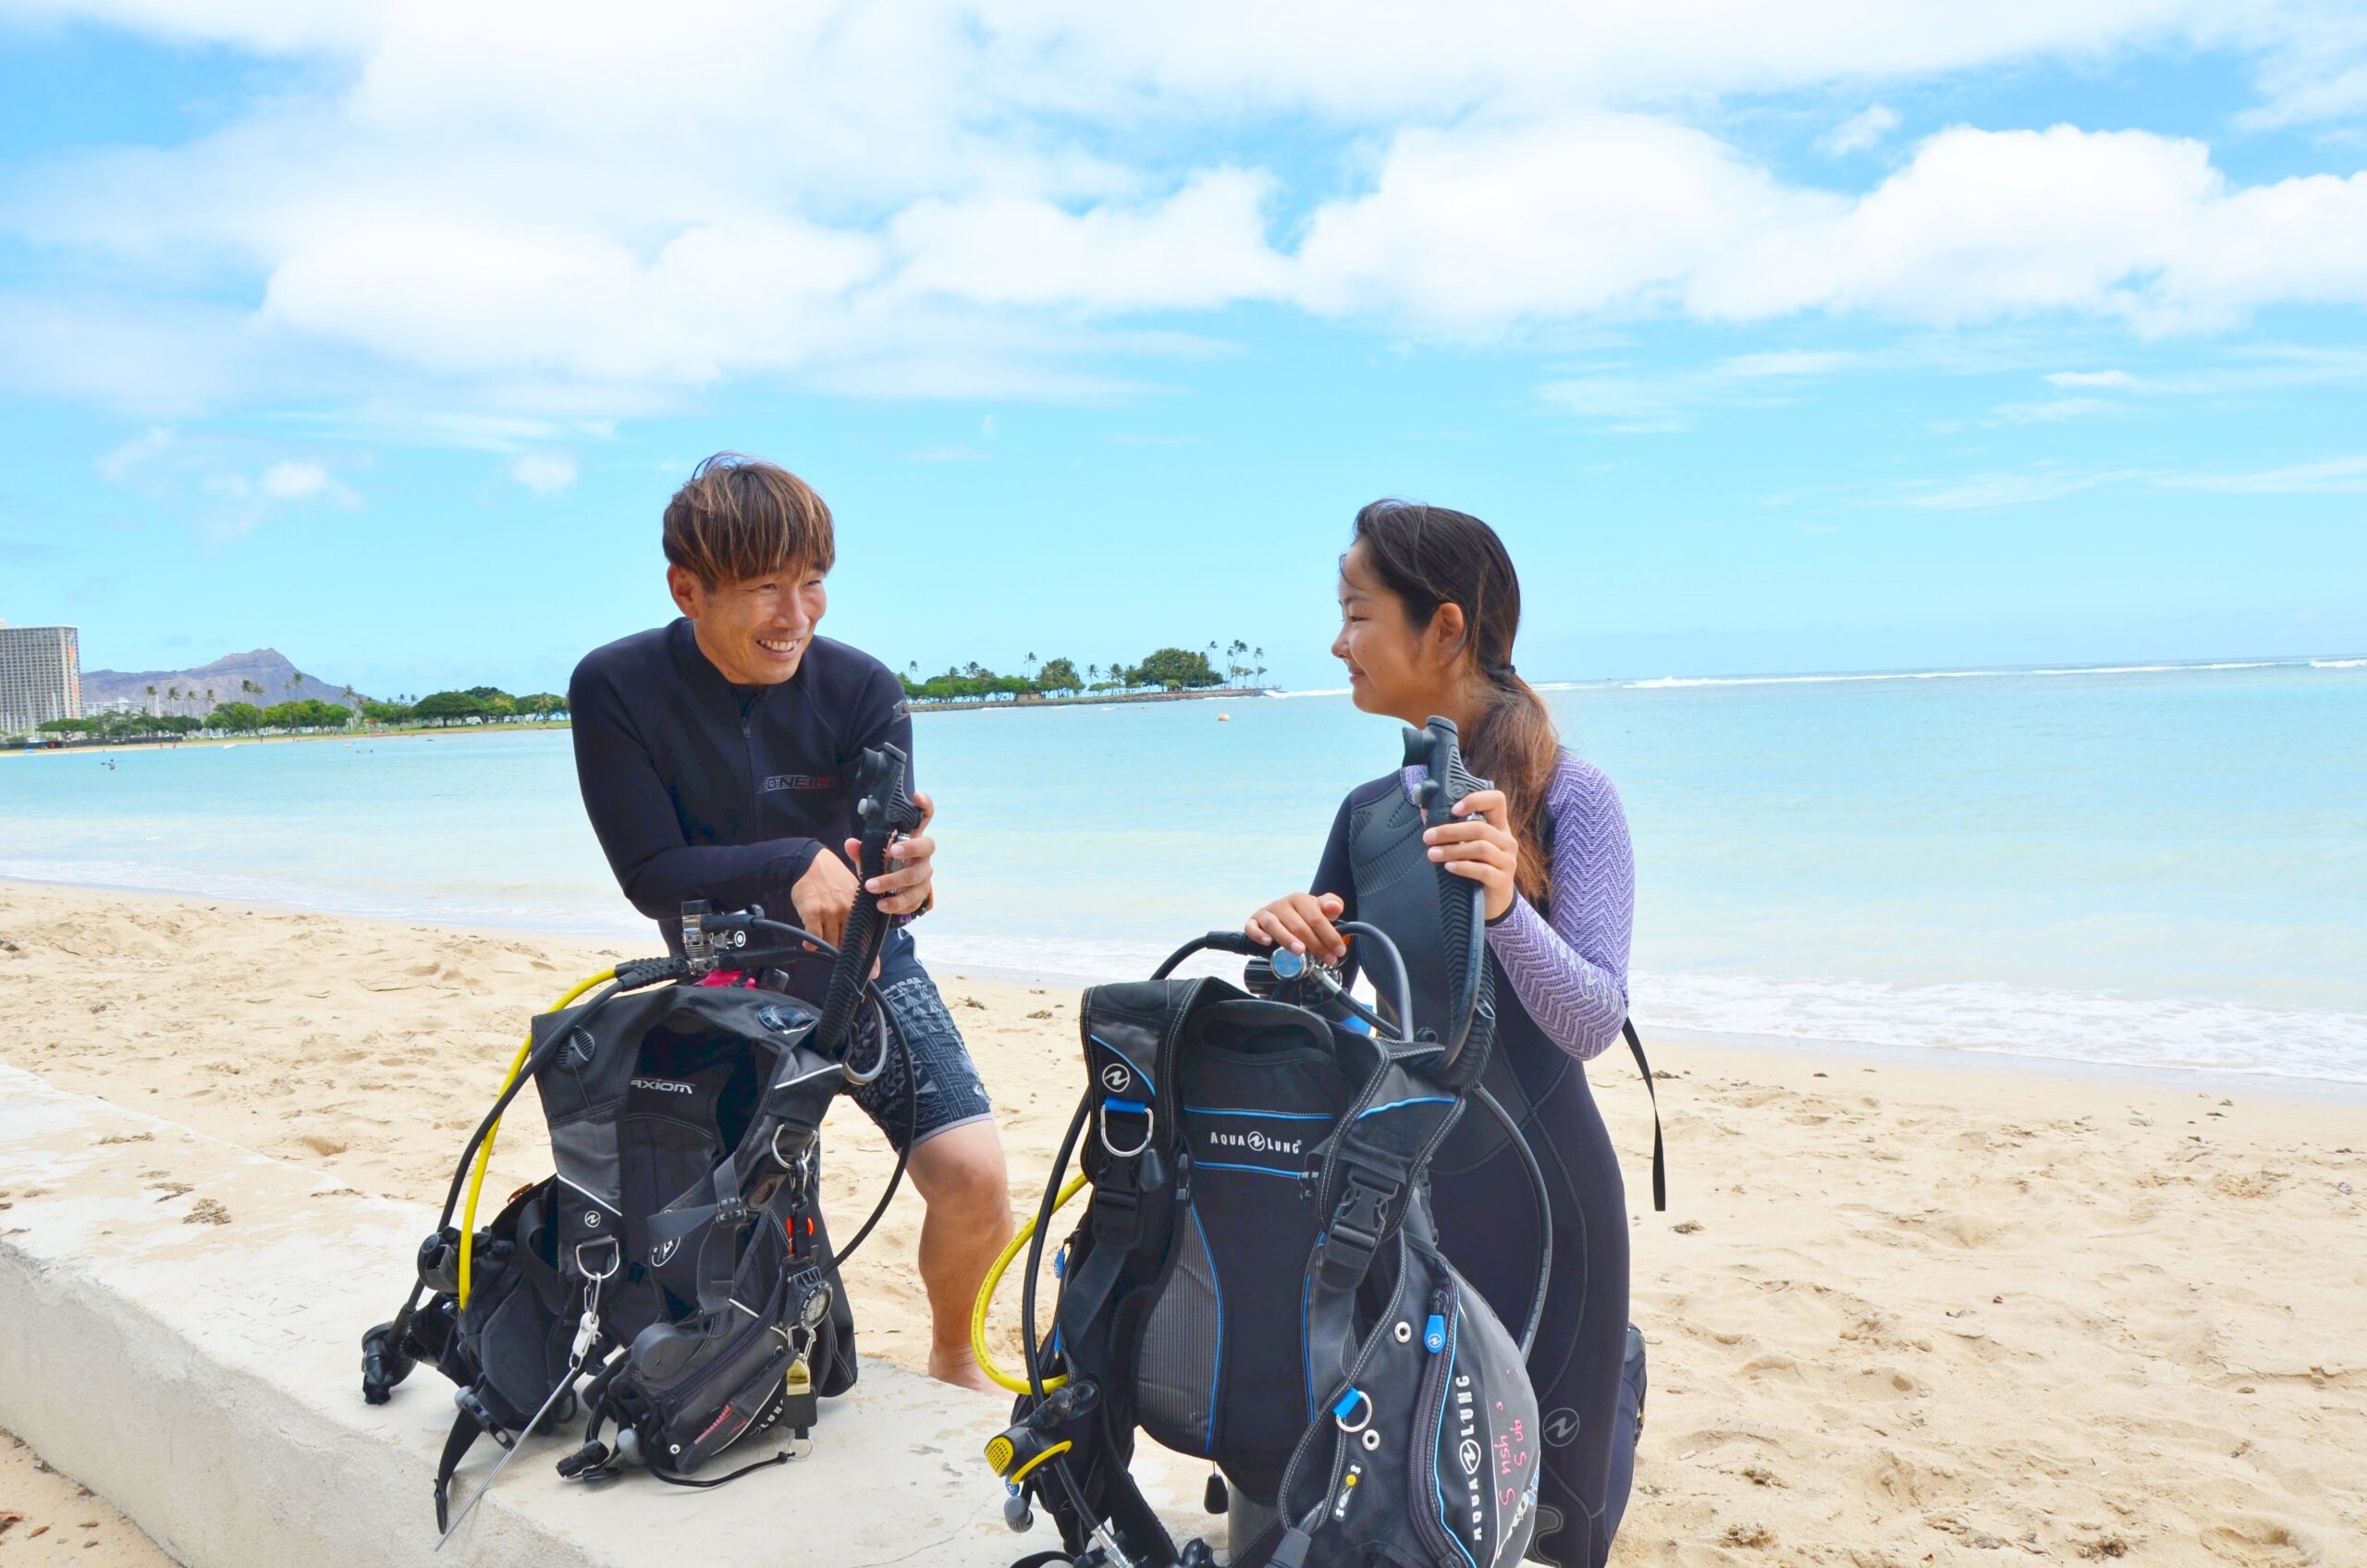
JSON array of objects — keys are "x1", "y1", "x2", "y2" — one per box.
[{"x1": 567, "y1": 452, "x2": 1012, "y2": 1390}]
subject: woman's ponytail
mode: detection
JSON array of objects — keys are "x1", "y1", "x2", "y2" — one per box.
[{"x1": 1351, "y1": 500, "x2": 1561, "y2": 906}]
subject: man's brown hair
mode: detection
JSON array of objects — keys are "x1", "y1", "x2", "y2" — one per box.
[{"x1": 662, "y1": 453, "x2": 836, "y2": 587}]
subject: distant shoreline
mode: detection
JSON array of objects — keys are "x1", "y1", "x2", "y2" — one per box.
[
  {"x1": 906, "y1": 685, "x2": 1269, "y2": 715},
  {"x1": 6, "y1": 720, "x2": 574, "y2": 756}
]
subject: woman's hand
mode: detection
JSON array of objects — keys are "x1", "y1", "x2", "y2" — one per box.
[
  {"x1": 1246, "y1": 892, "x2": 1348, "y2": 963},
  {"x1": 1424, "y1": 788, "x2": 1517, "y2": 923}
]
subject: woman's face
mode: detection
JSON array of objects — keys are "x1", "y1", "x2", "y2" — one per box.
[{"x1": 1333, "y1": 542, "x2": 1436, "y2": 720}]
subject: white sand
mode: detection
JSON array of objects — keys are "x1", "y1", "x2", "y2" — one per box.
[{"x1": 2, "y1": 879, "x2": 2361, "y2": 1564}]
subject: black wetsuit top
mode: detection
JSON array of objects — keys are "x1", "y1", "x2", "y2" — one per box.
[{"x1": 569, "y1": 619, "x2": 923, "y2": 986}]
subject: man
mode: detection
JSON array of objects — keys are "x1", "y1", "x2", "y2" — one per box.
[{"x1": 568, "y1": 452, "x2": 1011, "y2": 1391}]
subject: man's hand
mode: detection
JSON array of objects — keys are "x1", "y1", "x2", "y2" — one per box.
[
  {"x1": 791, "y1": 848, "x2": 860, "y2": 950},
  {"x1": 847, "y1": 790, "x2": 938, "y2": 919}
]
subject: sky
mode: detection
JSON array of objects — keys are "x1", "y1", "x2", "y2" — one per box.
[{"x1": 3, "y1": 3, "x2": 2366, "y2": 696}]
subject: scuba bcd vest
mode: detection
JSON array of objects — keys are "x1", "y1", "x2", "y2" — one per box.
[
  {"x1": 359, "y1": 744, "x2": 925, "y2": 1539},
  {"x1": 976, "y1": 719, "x2": 1558, "y2": 1568}
]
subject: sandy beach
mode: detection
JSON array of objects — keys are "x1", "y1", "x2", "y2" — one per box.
[{"x1": 2, "y1": 876, "x2": 2361, "y2": 1565}]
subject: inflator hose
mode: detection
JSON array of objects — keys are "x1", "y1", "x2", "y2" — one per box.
[
  {"x1": 1469, "y1": 1081, "x2": 1552, "y2": 1358},
  {"x1": 971, "y1": 1171, "x2": 1089, "y2": 1394},
  {"x1": 454, "y1": 968, "x2": 615, "y2": 1305}
]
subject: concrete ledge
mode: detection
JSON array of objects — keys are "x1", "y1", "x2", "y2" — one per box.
[{"x1": 0, "y1": 1062, "x2": 1058, "y2": 1567}]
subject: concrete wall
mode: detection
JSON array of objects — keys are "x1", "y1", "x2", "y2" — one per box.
[{"x1": 0, "y1": 1063, "x2": 1061, "y2": 1567}]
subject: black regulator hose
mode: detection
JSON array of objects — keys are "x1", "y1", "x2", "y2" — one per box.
[
  {"x1": 815, "y1": 744, "x2": 924, "y2": 1057},
  {"x1": 1470, "y1": 1081, "x2": 1552, "y2": 1359}
]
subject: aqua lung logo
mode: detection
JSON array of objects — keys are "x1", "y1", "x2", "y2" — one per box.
[
  {"x1": 1542, "y1": 1407, "x2": 1580, "y2": 1447},
  {"x1": 1208, "y1": 1128, "x2": 1302, "y2": 1155},
  {"x1": 632, "y1": 1077, "x2": 696, "y2": 1096},
  {"x1": 650, "y1": 1237, "x2": 681, "y2": 1268},
  {"x1": 1453, "y1": 1373, "x2": 1487, "y2": 1541},
  {"x1": 1099, "y1": 1063, "x2": 1132, "y2": 1094}
]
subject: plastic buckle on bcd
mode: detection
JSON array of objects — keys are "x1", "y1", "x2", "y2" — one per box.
[{"x1": 1318, "y1": 1179, "x2": 1390, "y2": 1286}]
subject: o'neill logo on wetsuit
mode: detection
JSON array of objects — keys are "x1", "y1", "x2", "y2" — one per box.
[
  {"x1": 1208, "y1": 1129, "x2": 1302, "y2": 1155},
  {"x1": 762, "y1": 773, "x2": 840, "y2": 791}
]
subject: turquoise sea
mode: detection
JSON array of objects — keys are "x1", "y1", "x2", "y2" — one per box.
[{"x1": 5, "y1": 657, "x2": 2363, "y2": 1084}]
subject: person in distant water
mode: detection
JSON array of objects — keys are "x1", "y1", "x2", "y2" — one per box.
[
  {"x1": 569, "y1": 452, "x2": 1012, "y2": 1391},
  {"x1": 1245, "y1": 501, "x2": 1637, "y2": 1568}
]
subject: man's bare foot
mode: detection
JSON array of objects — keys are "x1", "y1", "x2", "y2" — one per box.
[{"x1": 929, "y1": 1348, "x2": 1001, "y2": 1394}]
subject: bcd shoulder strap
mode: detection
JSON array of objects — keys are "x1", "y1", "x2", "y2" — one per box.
[{"x1": 1625, "y1": 1018, "x2": 1667, "y2": 1213}]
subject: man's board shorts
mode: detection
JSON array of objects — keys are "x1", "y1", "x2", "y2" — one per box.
[{"x1": 851, "y1": 969, "x2": 995, "y2": 1154}]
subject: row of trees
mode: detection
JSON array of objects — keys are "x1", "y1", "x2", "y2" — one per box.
[
  {"x1": 17, "y1": 684, "x2": 568, "y2": 743},
  {"x1": 124, "y1": 675, "x2": 365, "y2": 718},
  {"x1": 897, "y1": 643, "x2": 1268, "y2": 704},
  {"x1": 357, "y1": 687, "x2": 567, "y2": 726},
  {"x1": 37, "y1": 701, "x2": 355, "y2": 739}
]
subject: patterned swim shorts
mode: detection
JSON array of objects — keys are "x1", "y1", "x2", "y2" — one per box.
[{"x1": 848, "y1": 970, "x2": 995, "y2": 1153}]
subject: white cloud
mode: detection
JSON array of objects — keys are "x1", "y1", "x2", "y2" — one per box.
[
  {"x1": 1821, "y1": 104, "x2": 1902, "y2": 155},
  {"x1": 1689, "y1": 126, "x2": 2367, "y2": 332},
  {"x1": 2163, "y1": 454, "x2": 2367, "y2": 493},
  {"x1": 889, "y1": 170, "x2": 1286, "y2": 313},
  {"x1": 12, "y1": 4, "x2": 2367, "y2": 413},
  {"x1": 192, "y1": 455, "x2": 358, "y2": 543},
  {"x1": 1985, "y1": 396, "x2": 2121, "y2": 423},
  {"x1": 1899, "y1": 465, "x2": 2152, "y2": 509},
  {"x1": 509, "y1": 451, "x2": 578, "y2": 495},
  {"x1": 2046, "y1": 369, "x2": 2136, "y2": 386},
  {"x1": 1539, "y1": 347, "x2": 1879, "y2": 430},
  {"x1": 1294, "y1": 113, "x2": 1824, "y2": 330},
  {"x1": 1883, "y1": 448, "x2": 2367, "y2": 508},
  {"x1": 96, "y1": 424, "x2": 176, "y2": 481},
  {"x1": 259, "y1": 459, "x2": 332, "y2": 499}
]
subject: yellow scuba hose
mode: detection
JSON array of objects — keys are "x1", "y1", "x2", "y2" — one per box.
[
  {"x1": 457, "y1": 968, "x2": 617, "y2": 1307},
  {"x1": 971, "y1": 1171, "x2": 1089, "y2": 1394}
]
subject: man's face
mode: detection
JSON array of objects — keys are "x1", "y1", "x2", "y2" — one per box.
[{"x1": 668, "y1": 562, "x2": 828, "y2": 685}]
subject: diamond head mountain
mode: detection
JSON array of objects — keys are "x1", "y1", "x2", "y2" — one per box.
[{"x1": 80, "y1": 649, "x2": 369, "y2": 717}]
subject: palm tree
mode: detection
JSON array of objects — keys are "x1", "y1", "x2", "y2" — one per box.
[
  {"x1": 1024, "y1": 651, "x2": 1038, "y2": 680},
  {"x1": 1086, "y1": 663, "x2": 1099, "y2": 687},
  {"x1": 144, "y1": 683, "x2": 157, "y2": 717},
  {"x1": 1253, "y1": 647, "x2": 1267, "y2": 686}
]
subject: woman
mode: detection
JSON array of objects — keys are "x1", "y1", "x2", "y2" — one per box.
[{"x1": 1246, "y1": 500, "x2": 1637, "y2": 1568}]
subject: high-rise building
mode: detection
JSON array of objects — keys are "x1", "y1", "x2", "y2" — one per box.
[{"x1": 0, "y1": 621, "x2": 82, "y2": 736}]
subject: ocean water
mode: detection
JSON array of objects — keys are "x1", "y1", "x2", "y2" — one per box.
[{"x1": 5, "y1": 658, "x2": 2363, "y2": 1084}]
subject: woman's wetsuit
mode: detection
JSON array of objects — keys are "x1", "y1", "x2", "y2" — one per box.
[{"x1": 1311, "y1": 751, "x2": 1636, "y2": 1568}]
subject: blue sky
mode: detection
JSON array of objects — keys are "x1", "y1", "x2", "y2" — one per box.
[{"x1": 4, "y1": 4, "x2": 2366, "y2": 696}]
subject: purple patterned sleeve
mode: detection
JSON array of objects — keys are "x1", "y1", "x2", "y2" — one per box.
[{"x1": 1407, "y1": 753, "x2": 1634, "y2": 1060}]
